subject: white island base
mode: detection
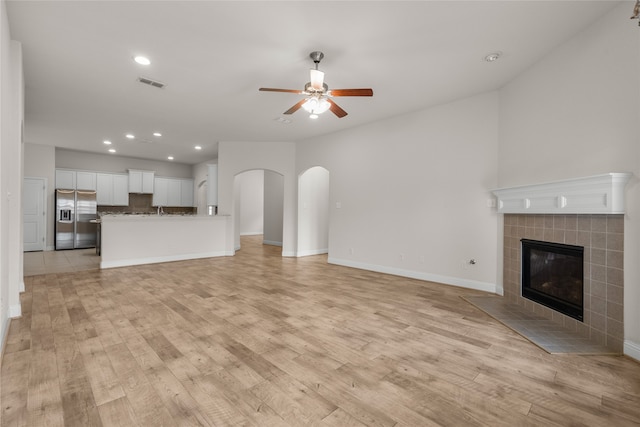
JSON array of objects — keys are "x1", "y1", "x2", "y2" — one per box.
[{"x1": 100, "y1": 214, "x2": 233, "y2": 269}]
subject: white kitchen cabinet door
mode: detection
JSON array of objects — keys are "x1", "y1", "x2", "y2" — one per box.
[
  {"x1": 153, "y1": 177, "x2": 168, "y2": 206},
  {"x1": 76, "y1": 171, "x2": 97, "y2": 191},
  {"x1": 167, "y1": 179, "x2": 181, "y2": 207},
  {"x1": 97, "y1": 173, "x2": 129, "y2": 206},
  {"x1": 129, "y1": 170, "x2": 142, "y2": 193},
  {"x1": 180, "y1": 179, "x2": 194, "y2": 207},
  {"x1": 55, "y1": 169, "x2": 75, "y2": 189},
  {"x1": 96, "y1": 173, "x2": 113, "y2": 205},
  {"x1": 129, "y1": 170, "x2": 154, "y2": 193},
  {"x1": 142, "y1": 171, "x2": 154, "y2": 193},
  {"x1": 112, "y1": 174, "x2": 129, "y2": 205}
]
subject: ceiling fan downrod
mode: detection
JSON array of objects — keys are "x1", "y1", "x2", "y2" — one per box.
[{"x1": 309, "y1": 51, "x2": 324, "y2": 69}]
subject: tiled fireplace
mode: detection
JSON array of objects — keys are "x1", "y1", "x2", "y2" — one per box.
[
  {"x1": 502, "y1": 213, "x2": 624, "y2": 351},
  {"x1": 494, "y1": 173, "x2": 631, "y2": 353}
]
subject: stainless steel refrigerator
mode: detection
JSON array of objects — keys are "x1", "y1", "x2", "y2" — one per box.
[{"x1": 55, "y1": 189, "x2": 98, "y2": 250}]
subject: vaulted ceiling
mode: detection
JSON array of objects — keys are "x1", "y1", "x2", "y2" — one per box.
[{"x1": 7, "y1": 1, "x2": 619, "y2": 164}]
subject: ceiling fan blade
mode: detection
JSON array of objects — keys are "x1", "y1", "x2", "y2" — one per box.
[
  {"x1": 329, "y1": 88, "x2": 373, "y2": 97},
  {"x1": 259, "y1": 88, "x2": 304, "y2": 94},
  {"x1": 327, "y1": 99, "x2": 348, "y2": 118},
  {"x1": 283, "y1": 99, "x2": 307, "y2": 115}
]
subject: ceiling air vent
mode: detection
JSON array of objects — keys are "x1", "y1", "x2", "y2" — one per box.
[{"x1": 137, "y1": 76, "x2": 166, "y2": 89}]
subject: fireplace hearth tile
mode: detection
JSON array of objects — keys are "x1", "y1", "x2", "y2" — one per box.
[{"x1": 462, "y1": 295, "x2": 619, "y2": 355}]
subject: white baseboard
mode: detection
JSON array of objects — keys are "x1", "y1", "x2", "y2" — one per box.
[
  {"x1": 328, "y1": 257, "x2": 497, "y2": 294},
  {"x1": 297, "y1": 248, "x2": 328, "y2": 257},
  {"x1": 282, "y1": 251, "x2": 296, "y2": 257},
  {"x1": 9, "y1": 304, "x2": 21, "y2": 318},
  {"x1": 263, "y1": 240, "x2": 283, "y2": 247},
  {"x1": 46, "y1": 245, "x2": 55, "y2": 251},
  {"x1": 240, "y1": 231, "x2": 263, "y2": 236},
  {"x1": 624, "y1": 340, "x2": 640, "y2": 362},
  {"x1": 100, "y1": 251, "x2": 233, "y2": 269}
]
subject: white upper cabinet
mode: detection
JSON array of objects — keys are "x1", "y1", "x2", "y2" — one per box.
[
  {"x1": 76, "y1": 171, "x2": 97, "y2": 191},
  {"x1": 153, "y1": 177, "x2": 194, "y2": 207},
  {"x1": 112, "y1": 174, "x2": 129, "y2": 205},
  {"x1": 152, "y1": 177, "x2": 168, "y2": 206},
  {"x1": 181, "y1": 179, "x2": 194, "y2": 207},
  {"x1": 56, "y1": 169, "x2": 97, "y2": 191},
  {"x1": 97, "y1": 173, "x2": 129, "y2": 206},
  {"x1": 167, "y1": 179, "x2": 181, "y2": 207},
  {"x1": 96, "y1": 173, "x2": 112, "y2": 205},
  {"x1": 129, "y1": 169, "x2": 155, "y2": 194},
  {"x1": 55, "y1": 169, "x2": 76, "y2": 189}
]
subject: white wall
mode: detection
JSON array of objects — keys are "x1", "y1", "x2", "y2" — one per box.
[
  {"x1": 297, "y1": 166, "x2": 329, "y2": 256},
  {"x1": 24, "y1": 143, "x2": 55, "y2": 248},
  {"x1": 497, "y1": 3, "x2": 640, "y2": 359},
  {"x1": 55, "y1": 148, "x2": 193, "y2": 178},
  {"x1": 217, "y1": 141, "x2": 296, "y2": 256},
  {"x1": 264, "y1": 170, "x2": 284, "y2": 247},
  {"x1": 296, "y1": 92, "x2": 500, "y2": 292},
  {"x1": 0, "y1": 0, "x2": 23, "y2": 348}
]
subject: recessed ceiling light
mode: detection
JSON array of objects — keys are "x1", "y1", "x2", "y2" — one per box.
[
  {"x1": 194, "y1": 145, "x2": 202, "y2": 150},
  {"x1": 125, "y1": 133, "x2": 135, "y2": 139},
  {"x1": 274, "y1": 117, "x2": 292, "y2": 124},
  {"x1": 153, "y1": 132, "x2": 162, "y2": 137},
  {"x1": 134, "y1": 56, "x2": 151, "y2": 65},
  {"x1": 103, "y1": 140, "x2": 112, "y2": 145},
  {"x1": 483, "y1": 51, "x2": 502, "y2": 62},
  {"x1": 108, "y1": 148, "x2": 116, "y2": 153},
  {"x1": 309, "y1": 114, "x2": 319, "y2": 119},
  {"x1": 167, "y1": 156, "x2": 174, "y2": 160}
]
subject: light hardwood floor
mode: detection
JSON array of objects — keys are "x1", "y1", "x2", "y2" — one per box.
[{"x1": 3, "y1": 235, "x2": 640, "y2": 426}]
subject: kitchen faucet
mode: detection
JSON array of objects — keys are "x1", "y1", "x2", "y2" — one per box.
[{"x1": 157, "y1": 205, "x2": 164, "y2": 215}]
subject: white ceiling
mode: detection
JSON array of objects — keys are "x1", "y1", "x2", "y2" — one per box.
[{"x1": 7, "y1": 1, "x2": 620, "y2": 165}]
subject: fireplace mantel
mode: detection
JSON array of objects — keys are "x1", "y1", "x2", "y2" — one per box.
[{"x1": 492, "y1": 173, "x2": 632, "y2": 214}]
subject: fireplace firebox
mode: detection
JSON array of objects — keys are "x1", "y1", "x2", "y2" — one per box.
[{"x1": 521, "y1": 239, "x2": 584, "y2": 321}]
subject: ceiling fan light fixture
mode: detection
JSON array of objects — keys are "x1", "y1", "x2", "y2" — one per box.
[
  {"x1": 309, "y1": 69, "x2": 324, "y2": 90},
  {"x1": 309, "y1": 114, "x2": 319, "y2": 119},
  {"x1": 302, "y1": 97, "x2": 330, "y2": 114}
]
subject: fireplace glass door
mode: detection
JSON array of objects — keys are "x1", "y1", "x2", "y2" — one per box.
[{"x1": 521, "y1": 239, "x2": 584, "y2": 321}]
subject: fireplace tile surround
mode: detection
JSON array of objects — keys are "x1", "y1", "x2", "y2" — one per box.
[{"x1": 503, "y1": 214, "x2": 624, "y2": 352}]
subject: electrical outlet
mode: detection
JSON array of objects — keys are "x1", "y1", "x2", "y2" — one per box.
[{"x1": 349, "y1": 248, "x2": 354, "y2": 255}]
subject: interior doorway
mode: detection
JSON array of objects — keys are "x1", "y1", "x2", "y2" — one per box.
[
  {"x1": 23, "y1": 177, "x2": 47, "y2": 252},
  {"x1": 297, "y1": 166, "x2": 330, "y2": 257},
  {"x1": 233, "y1": 169, "x2": 284, "y2": 253}
]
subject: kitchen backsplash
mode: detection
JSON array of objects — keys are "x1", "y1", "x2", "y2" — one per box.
[{"x1": 97, "y1": 193, "x2": 196, "y2": 215}]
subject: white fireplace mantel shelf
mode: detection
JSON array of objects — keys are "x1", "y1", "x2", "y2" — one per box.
[{"x1": 492, "y1": 173, "x2": 633, "y2": 214}]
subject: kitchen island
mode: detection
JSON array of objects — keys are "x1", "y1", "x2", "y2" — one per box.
[{"x1": 100, "y1": 214, "x2": 233, "y2": 269}]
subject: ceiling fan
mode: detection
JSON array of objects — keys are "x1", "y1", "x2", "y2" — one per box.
[{"x1": 259, "y1": 51, "x2": 373, "y2": 119}]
